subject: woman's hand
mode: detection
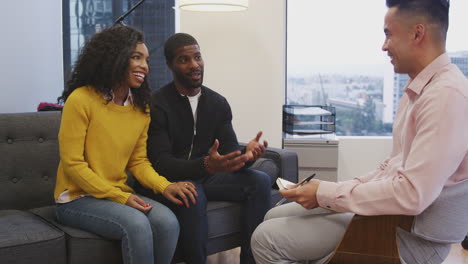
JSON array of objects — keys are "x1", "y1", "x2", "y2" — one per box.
[
  {"x1": 163, "y1": 182, "x2": 198, "y2": 208},
  {"x1": 125, "y1": 194, "x2": 152, "y2": 213}
]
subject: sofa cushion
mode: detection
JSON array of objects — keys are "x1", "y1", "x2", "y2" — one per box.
[
  {"x1": 207, "y1": 201, "x2": 242, "y2": 239},
  {"x1": 30, "y1": 206, "x2": 122, "y2": 264},
  {"x1": 0, "y1": 210, "x2": 66, "y2": 264},
  {"x1": 0, "y1": 111, "x2": 61, "y2": 210},
  {"x1": 32, "y1": 203, "x2": 245, "y2": 261}
]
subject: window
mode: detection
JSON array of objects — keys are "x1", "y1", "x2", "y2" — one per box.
[
  {"x1": 62, "y1": 0, "x2": 175, "y2": 91},
  {"x1": 286, "y1": 0, "x2": 468, "y2": 136}
]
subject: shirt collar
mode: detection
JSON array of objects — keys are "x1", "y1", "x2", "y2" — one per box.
[
  {"x1": 106, "y1": 89, "x2": 133, "y2": 106},
  {"x1": 405, "y1": 53, "x2": 451, "y2": 95},
  {"x1": 179, "y1": 90, "x2": 202, "y2": 99}
]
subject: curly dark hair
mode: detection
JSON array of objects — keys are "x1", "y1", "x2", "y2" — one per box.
[{"x1": 58, "y1": 25, "x2": 150, "y2": 113}]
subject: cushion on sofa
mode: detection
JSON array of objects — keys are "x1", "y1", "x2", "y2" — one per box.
[
  {"x1": 0, "y1": 111, "x2": 61, "y2": 210},
  {"x1": 30, "y1": 206, "x2": 123, "y2": 264},
  {"x1": 32, "y1": 202, "x2": 243, "y2": 261},
  {"x1": 206, "y1": 201, "x2": 242, "y2": 241},
  {"x1": 0, "y1": 210, "x2": 66, "y2": 264}
]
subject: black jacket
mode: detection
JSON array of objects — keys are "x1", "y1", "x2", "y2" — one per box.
[{"x1": 147, "y1": 82, "x2": 245, "y2": 182}]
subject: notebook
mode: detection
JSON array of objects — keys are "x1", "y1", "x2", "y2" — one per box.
[{"x1": 276, "y1": 177, "x2": 295, "y2": 190}]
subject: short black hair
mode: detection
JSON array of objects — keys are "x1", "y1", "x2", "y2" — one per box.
[
  {"x1": 164, "y1": 33, "x2": 199, "y2": 63},
  {"x1": 386, "y1": 0, "x2": 449, "y2": 40}
]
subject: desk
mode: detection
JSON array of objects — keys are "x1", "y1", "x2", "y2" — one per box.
[{"x1": 283, "y1": 134, "x2": 338, "y2": 182}]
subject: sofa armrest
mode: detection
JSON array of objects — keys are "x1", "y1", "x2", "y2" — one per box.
[
  {"x1": 262, "y1": 146, "x2": 298, "y2": 185},
  {"x1": 240, "y1": 143, "x2": 298, "y2": 186}
]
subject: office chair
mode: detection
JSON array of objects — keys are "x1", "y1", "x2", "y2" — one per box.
[{"x1": 319, "y1": 180, "x2": 468, "y2": 264}]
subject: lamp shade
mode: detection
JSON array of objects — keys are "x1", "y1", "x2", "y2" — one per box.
[{"x1": 179, "y1": 0, "x2": 248, "y2": 12}]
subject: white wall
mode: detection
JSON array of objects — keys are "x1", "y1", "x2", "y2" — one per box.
[
  {"x1": 337, "y1": 136, "x2": 393, "y2": 181},
  {"x1": 179, "y1": 0, "x2": 286, "y2": 148},
  {"x1": 0, "y1": 0, "x2": 63, "y2": 113}
]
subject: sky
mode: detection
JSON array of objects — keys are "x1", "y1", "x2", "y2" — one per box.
[{"x1": 287, "y1": 0, "x2": 468, "y2": 77}]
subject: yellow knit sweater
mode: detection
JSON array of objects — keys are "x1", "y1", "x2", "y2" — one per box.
[{"x1": 54, "y1": 86, "x2": 172, "y2": 204}]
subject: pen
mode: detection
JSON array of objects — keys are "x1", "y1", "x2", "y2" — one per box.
[
  {"x1": 297, "y1": 173, "x2": 316, "y2": 186},
  {"x1": 275, "y1": 173, "x2": 316, "y2": 207}
]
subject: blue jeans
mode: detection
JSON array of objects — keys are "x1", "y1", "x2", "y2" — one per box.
[
  {"x1": 56, "y1": 195, "x2": 179, "y2": 264},
  {"x1": 136, "y1": 168, "x2": 272, "y2": 264}
]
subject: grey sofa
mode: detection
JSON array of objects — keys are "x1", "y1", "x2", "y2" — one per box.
[{"x1": 0, "y1": 111, "x2": 298, "y2": 264}]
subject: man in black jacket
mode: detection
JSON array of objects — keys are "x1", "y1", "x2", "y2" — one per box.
[{"x1": 143, "y1": 33, "x2": 271, "y2": 264}]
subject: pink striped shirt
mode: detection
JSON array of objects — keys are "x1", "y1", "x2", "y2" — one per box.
[{"x1": 317, "y1": 53, "x2": 468, "y2": 215}]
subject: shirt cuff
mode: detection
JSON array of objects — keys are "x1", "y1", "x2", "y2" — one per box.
[{"x1": 316, "y1": 180, "x2": 339, "y2": 211}]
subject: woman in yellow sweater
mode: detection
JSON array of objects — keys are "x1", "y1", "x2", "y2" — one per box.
[{"x1": 54, "y1": 25, "x2": 197, "y2": 264}]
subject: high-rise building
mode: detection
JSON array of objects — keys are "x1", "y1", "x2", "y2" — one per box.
[
  {"x1": 130, "y1": 0, "x2": 175, "y2": 90},
  {"x1": 450, "y1": 51, "x2": 468, "y2": 77},
  {"x1": 392, "y1": 73, "x2": 409, "y2": 120}
]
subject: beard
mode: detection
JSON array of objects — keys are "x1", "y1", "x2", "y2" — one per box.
[{"x1": 174, "y1": 69, "x2": 204, "y2": 90}]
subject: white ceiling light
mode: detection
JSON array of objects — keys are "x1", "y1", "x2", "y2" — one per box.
[{"x1": 179, "y1": 0, "x2": 248, "y2": 12}]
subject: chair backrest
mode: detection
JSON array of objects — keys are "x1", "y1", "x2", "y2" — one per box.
[
  {"x1": 322, "y1": 181, "x2": 468, "y2": 264},
  {"x1": 324, "y1": 214, "x2": 413, "y2": 264},
  {"x1": 0, "y1": 111, "x2": 61, "y2": 210},
  {"x1": 412, "y1": 180, "x2": 468, "y2": 243}
]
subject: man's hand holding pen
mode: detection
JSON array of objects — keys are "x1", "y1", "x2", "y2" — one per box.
[{"x1": 279, "y1": 174, "x2": 321, "y2": 210}]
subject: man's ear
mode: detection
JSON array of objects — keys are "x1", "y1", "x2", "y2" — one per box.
[{"x1": 413, "y1": 24, "x2": 425, "y2": 42}]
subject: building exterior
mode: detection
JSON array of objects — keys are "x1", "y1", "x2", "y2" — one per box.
[
  {"x1": 450, "y1": 51, "x2": 468, "y2": 77},
  {"x1": 63, "y1": 0, "x2": 175, "y2": 91}
]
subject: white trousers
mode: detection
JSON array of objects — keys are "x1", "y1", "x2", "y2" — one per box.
[{"x1": 251, "y1": 202, "x2": 354, "y2": 264}]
